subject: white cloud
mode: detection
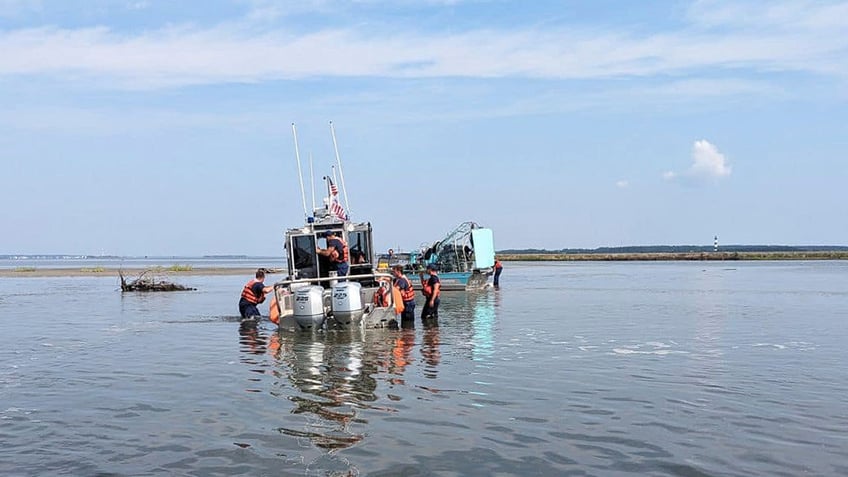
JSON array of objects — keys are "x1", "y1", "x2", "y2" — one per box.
[
  {"x1": 664, "y1": 139, "x2": 731, "y2": 182},
  {"x1": 616, "y1": 180, "x2": 629, "y2": 188},
  {"x1": 0, "y1": 0, "x2": 846, "y2": 89}
]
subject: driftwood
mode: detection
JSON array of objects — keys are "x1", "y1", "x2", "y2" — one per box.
[{"x1": 119, "y1": 269, "x2": 196, "y2": 292}]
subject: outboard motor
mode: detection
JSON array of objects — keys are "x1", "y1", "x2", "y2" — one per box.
[
  {"x1": 293, "y1": 285, "x2": 327, "y2": 330},
  {"x1": 330, "y1": 282, "x2": 364, "y2": 327}
]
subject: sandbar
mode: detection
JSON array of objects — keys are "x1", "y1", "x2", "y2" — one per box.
[{"x1": 0, "y1": 267, "x2": 278, "y2": 278}]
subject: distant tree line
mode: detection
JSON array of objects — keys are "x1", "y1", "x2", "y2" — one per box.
[{"x1": 498, "y1": 245, "x2": 848, "y2": 255}]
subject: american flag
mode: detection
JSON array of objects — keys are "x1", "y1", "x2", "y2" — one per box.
[
  {"x1": 327, "y1": 178, "x2": 347, "y2": 219},
  {"x1": 330, "y1": 200, "x2": 347, "y2": 220}
]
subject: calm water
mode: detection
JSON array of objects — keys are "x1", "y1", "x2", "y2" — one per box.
[{"x1": 2, "y1": 261, "x2": 847, "y2": 476}]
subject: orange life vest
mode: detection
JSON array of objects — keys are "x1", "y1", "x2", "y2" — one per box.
[
  {"x1": 269, "y1": 295, "x2": 280, "y2": 324},
  {"x1": 494, "y1": 260, "x2": 502, "y2": 270},
  {"x1": 422, "y1": 277, "x2": 433, "y2": 298},
  {"x1": 241, "y1": 279, "x2": 266, "y2": 304},
  {"x1": 373, "y1": 282, "x2": 390, "y2": 307},
  {"x1": 395, "y1": 275, "x2": 415, "y2": 302},
  {"x1": 328, "y1": 237, "x2": 349, "y2": 263}
]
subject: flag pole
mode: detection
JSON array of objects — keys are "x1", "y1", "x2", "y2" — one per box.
[
  {"x1": 291, "y1": 123, "x2": 308, "y2": 219},
  {"x1": 329, "y1": 121, "x2": 351, "y2": 216}
]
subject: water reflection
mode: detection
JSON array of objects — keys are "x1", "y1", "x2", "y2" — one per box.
[
  {"x1": 238, "y1": 322, "x2": 269, "y2": 357},
  {"x1": 271, "y1": 330, "x2": 392, "y2": 451},
  {"x1": 471, "y1": 292, "x2": 497, "y2": 362},
  {"x1": 440, "y1": 290, "x2": 498, "y2": 363},
  {"x1": 233, "y1": 292, "x2": 498, "y2": 456},
  {"x1": 421, "y1": 325, "x2": 441, "y2": 379},
  {"x1": 389, "y1": 328, "x2": 415, "y2": 379}
]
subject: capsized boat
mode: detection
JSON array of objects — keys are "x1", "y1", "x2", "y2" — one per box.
[
  {"x1": 376, "y1": 221, "x2": 496, "y2": 291},
  {"x1": 270, "y1": 123, "x2": 401, "y2": 331}
]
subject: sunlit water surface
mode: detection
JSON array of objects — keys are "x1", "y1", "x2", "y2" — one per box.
[{"x1": 2, "y1": 261, "x2": 847, "y2": 476}]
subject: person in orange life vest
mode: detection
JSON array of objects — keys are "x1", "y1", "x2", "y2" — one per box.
[
  {"x1": 493, "y1": 257, "x2": 503, "y2": 287},
  {"x1": 239, "y1": 269, "x2": 274, "y2": 319},
  {"x1": 419, "y1": 263, "x2": 441, "y2": 320},
  {"x1": 316, "y1": 230, "x2": 349, "y2": 277},
  {"x1": 392, "y1": 265, "x2": 416, "y2": 325}
]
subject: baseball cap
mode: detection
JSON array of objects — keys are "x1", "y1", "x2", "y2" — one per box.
[{"x1": 426, "y1": 263, "x2": 437, "y2": 271}]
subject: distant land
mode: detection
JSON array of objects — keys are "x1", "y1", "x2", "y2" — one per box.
[
  {"x1": 3, "y1": 246, "x2": 848, "y2": 264},
  {"x1": 498, "y1": 245, "x2": 848, "y2": 254},
  {"x1": 497, "y1": 245, "x2": 848, "y2": 261},
  {"x1": 0, "y1": 254, "x2": 262, "y2": 260}
]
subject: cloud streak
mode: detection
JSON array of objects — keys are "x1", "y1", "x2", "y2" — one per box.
[{"x1": 0, "y1": 1, "x2": 846, "y2": 89}]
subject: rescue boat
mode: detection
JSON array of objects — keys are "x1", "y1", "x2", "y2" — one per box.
[{"x1": 270, "y1": 123, "x2": 400, "y2": 331}]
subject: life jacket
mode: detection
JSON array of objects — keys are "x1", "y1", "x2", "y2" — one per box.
[
  {"x1": 241, "y1": 279, "x2": 266, "y2": 304},
  {"x1": 494, "y1": 260, "x2": 502, "y2": 270},
  {"x1": 373, "y1": 282, "x2": 390, "y2": 307},
  {"x1": 269, "y1": 295, "x2": 280, "y2": 325},
  {"x1": 328, "y1": 237, "x2": 349, "y2": 263},
  {"x1": 422, "y1": 277, "x2": 433, "y2": 298},
  {"x1": 395, "y1": 275, "x2": 415, "y2": 302}
]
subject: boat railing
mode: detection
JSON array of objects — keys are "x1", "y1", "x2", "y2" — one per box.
[{"x1": 272, "y1": 271, "x2": 393, "y2": 290}]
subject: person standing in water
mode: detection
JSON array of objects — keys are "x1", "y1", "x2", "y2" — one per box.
[
  {"x1": 392, "y1": 265, "x2": 416, "y2": 327},
  {"x1": 493, "y1": 257, "x2": 503, "y2": 288},
  {"x1": 420, "y1": 263, "x2": 441, "y2": 321},
  {"x1": 239, "y1": 269, "x2": 274, "y2": 320}
]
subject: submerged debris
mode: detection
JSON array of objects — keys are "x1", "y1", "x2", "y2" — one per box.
[{"x1": 119, "y1": 269, "x2": 196, "y2": 292}]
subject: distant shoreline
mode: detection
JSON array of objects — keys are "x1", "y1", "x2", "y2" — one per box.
[
  {"x1": 498, "y1": 251, "x2": 848, "y2": 261},
  {"x1": 2, "y1": 251, "x2": 846, "y2": 278},
  {"x1": 0, "y1": 267, "x2": 277, "y2": 278}
]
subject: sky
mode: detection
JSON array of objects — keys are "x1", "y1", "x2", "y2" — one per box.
[{"x1": 1, "y1": 0, "x2": 846, "y2": 256}]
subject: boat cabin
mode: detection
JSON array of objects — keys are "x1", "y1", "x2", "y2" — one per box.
[{"x1": 284, "y1": 216, "x2": 377, "y2": 286}]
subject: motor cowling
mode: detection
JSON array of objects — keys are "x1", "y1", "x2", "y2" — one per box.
[
  {"x1": 292, "y1": 285, "x2": 326, "y2": 330},
  {"x1": 331, "y1": 282, "x2": 363, "y2": 327}
]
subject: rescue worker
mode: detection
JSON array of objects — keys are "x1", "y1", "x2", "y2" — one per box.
[
  {"x1": 392, "y1": 265, "x2": 416, "y2": 326},
  {"x1": 420, "y1": 263, "x2": 441, "y2": 321},
  {"x1": 316, "y1": 230, "x2": 349, "y2": 277},
  {"x1": 493, "y1": 257, "x2": 503, "y2": 287},
  {"x1": 238, "y1": 269, "x2": 274, "y2": 320}
]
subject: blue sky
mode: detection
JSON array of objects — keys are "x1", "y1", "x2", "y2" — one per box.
[{"x1": 1, "y1": 0, "x2": 846, "y2": 256}]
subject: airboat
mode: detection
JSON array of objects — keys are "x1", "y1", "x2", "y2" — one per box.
[{"x1": 376, "y1": 221, "x2": 496, "y2": 291}]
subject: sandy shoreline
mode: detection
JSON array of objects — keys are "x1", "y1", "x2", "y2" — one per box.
[
  {"x1": 0, "y1": 267, "x2": 280, "y2": 278},
  {"x1": 3, "y1": 251, "x2": 845, "y2": 278}
]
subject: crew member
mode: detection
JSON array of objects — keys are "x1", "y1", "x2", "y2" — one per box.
[
  {"x1": 493, "y1": 257, "x2": 503, "y2": 287},
  {"x1": 420, "y1": 263, "x2": 441, "y2": 321},
  {"x1": 392, "y1": 265, "x2": 416, "y2": 325},
  {"x1": 316, "y1": 230, "x2": 349, "y2": 277},
  {"x1": 239, "y1": 269, "x2": 274, "y2": 320}
]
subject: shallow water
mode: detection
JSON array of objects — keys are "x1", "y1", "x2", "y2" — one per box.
[{"x1": 2, "y1": 261, "x2": 848, "y2": 476}]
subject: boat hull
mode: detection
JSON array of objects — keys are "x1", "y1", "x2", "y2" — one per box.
[{"x1": 409, "y1": 270, "x2": 491, "y2": 291}]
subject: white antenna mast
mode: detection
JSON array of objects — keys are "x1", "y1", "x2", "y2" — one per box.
[
  {"x1": 329, "y1": 121, "x2": 351, "y2": 217},
  {"x1": 291, "y1": 123, "x2": 308, "y2": 219}
]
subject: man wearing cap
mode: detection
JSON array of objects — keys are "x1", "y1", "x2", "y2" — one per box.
[
  {"x1": 420, "y1": 263, "x2": 441, "y2": 321},
  {"x1": 316, "y1": 230, "x2": 350, "y2": 277}
]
